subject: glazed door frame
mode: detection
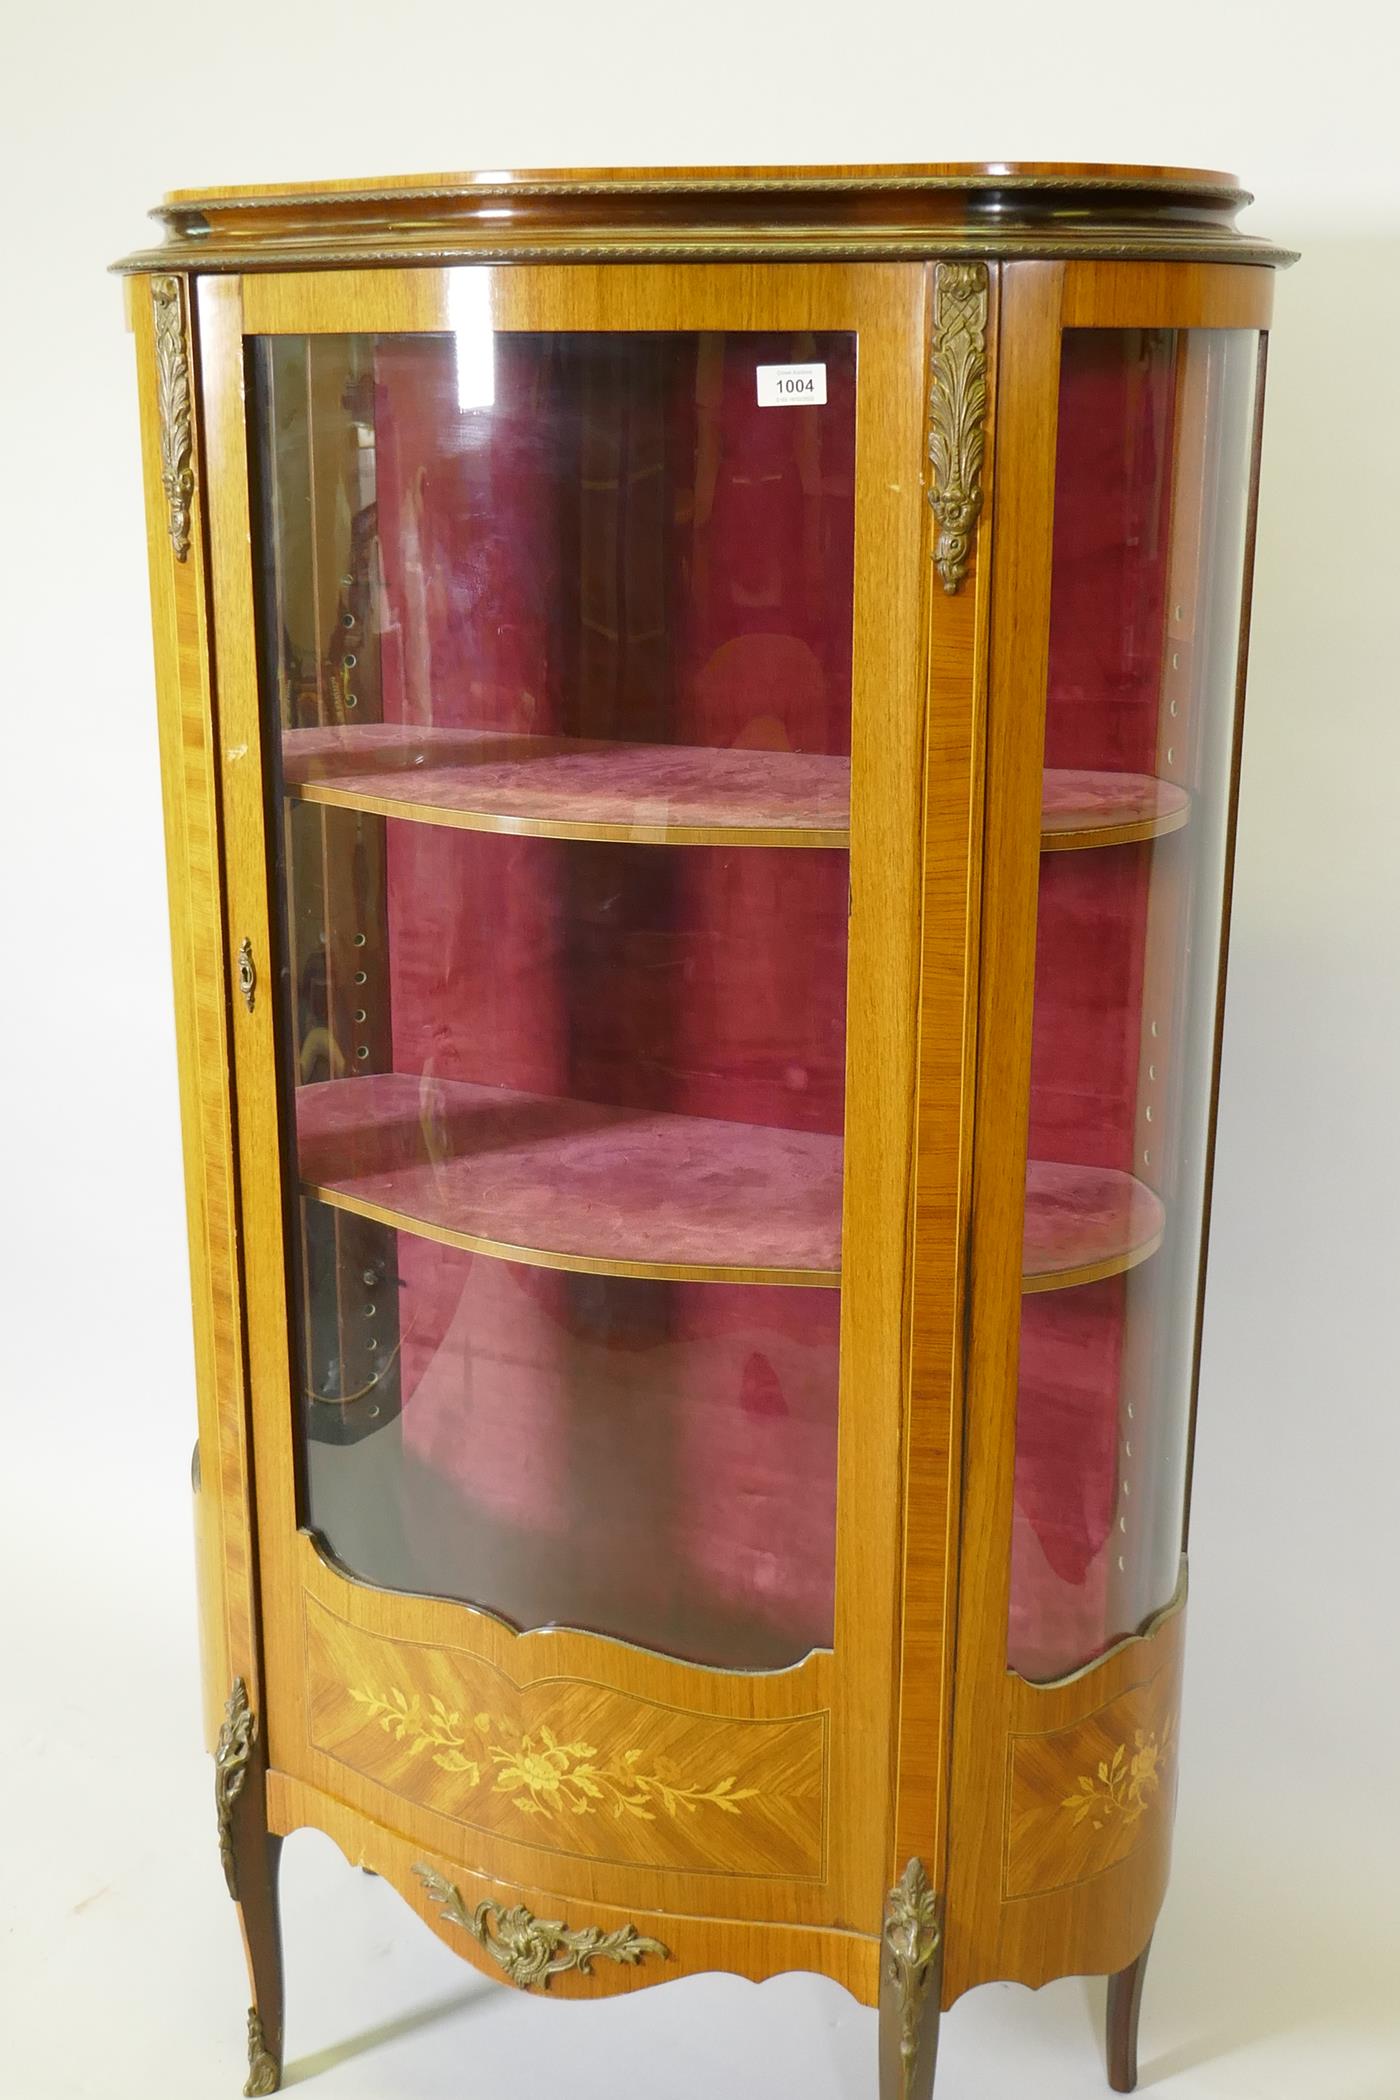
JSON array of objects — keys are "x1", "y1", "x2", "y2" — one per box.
[
  {"x1": 944, "y1": 259, "x2": 1274, "y2": 2002},
  {"x1": 197, "y1": 260, "x2": 966, "y2": 1946}
]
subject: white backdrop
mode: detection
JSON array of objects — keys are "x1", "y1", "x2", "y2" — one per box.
[{"x1": 3, "y1": 5, "x2": 1397, "y2": 2095}]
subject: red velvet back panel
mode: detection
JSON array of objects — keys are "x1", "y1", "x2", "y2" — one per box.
[
  {"x1": 390, "y1": 1243, "x2": 839, "y2": 1666},
  {"x1": 375, "y1": 330, "x2": 856, "y2": 1127},
  {"x1": 366, "y1": 332, "x2": 856, "y2": 1667},
  {"x1": 1027, "y1": 844, "x2": 1152, "y2": 1174},
  {"x1": 373, "y1": 332, "x2": 856, "y2": 753},
  {"x1": 1012, "y1": 332, "x2": 1180, "y2": 1679},
  {"x1": 1042, "y1": 329, "x2": 1177, "y2": 773},
  {"x1": 374, "y1": 335, "x2": 567, "y2": 736},
  {"x1": 1010, "y1": 1277, "x2": 1126, "y2": 1679},
  {"x1": 382, "y1": 829, "x2": 849, "y2": 1134}
]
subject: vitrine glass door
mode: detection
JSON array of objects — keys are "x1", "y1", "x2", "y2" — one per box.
[
  {"x1": 250, "y1": 323, "x2": 858, "y2": 1670},
  {"x1": 1009, "y1": 326, "x2": 1262, "y2": 1680}
]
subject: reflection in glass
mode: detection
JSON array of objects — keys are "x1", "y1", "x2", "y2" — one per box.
[{"x1": 251, "y1": 326, "x2": 857, "y2": 1668}]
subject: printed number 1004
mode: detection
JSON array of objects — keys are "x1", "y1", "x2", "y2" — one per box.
[{"x1": 755, "y1": 363, "x2": 828, "y2": 406}]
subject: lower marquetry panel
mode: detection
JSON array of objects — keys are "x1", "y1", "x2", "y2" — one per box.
[
  {"x1": 305, "y1": 1598, "x2": 827, "y2": 1879},
  {"x1": 944, "y1": 1577, "x2": 1187, "y2": 2001},
  {"x1": 1004, "y1": 1646, "x2": 1179, "y2": 1899}
]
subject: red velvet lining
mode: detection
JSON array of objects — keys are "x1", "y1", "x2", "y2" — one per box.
[
  {"x1": 1027, "y1": 844, "x2": 1153, "y2": 1176},
  {"x1": 316, "y1": 332, "x2": 857, "y2": 1667},
  {"x1": 1011, "y1": 330, "x2": 1180, "y2": 1679},
  {"x1": 1041, "y1": 329, "x2": 1177, "y2": 774},
  {"x1": 377, "y1": 1240, "x2": 840, "y2": 1665},
  {"x1": 372, "y1": 332, "x2": 857, "y2": 754}
]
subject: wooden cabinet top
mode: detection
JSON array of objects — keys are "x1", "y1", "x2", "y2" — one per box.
[{"x1": 116, "y1": 161, "x2": 1296, "y2": 273}]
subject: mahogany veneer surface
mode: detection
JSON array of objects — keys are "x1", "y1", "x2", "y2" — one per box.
[
  {"x1": 281, "y1": 724, "x2": 851, "y2": 841},
  {"x1": 296, "y1": 1072, "x2": 844, "y2": 1280}
]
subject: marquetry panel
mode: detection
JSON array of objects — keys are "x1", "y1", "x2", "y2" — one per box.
[
  {"x1": 1004, "y1": 1641, "x2": 1181, "y2": 1899},
  {"x1": 305, "y1": 1598, "x2": 827, "y2": 1879}
]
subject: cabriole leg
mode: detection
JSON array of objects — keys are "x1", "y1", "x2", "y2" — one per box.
[
  {"x1": 1106, "y1": 1936, "x2": 1152, "y2": 2093},
  {"x1": 215, "y1": 1678, "x2": 285, "y2": 2096},
  {"x1": 879, "y1": 1860, "x2": 944, "y2": 2100}
]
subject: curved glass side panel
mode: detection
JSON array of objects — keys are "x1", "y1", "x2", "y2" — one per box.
[
  {"x1": 250, "y1": 326, "x2": 856, "y2": 1668},
  {"x1": 1009, "y1": 328, "x2": 1262, "y2": 1682}
]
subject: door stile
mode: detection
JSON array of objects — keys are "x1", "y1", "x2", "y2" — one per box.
[
  {"x1": 942, "y1": 260, "x2": 1067, "y2": 2000},
  {"x1": 196, "y1": 274, "x2": 306, "y2": 1779},
  {"x1": 891, "y1": 259, "x2": 997, "y2": 1899},
  {"x1": 132, "y1": 271, "x2": 265, "y2": 1745}
]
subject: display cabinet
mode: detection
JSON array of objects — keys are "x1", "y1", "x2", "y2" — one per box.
[{"x1": 117, "y1": 163, "x2": 1292, "y2": 2098}]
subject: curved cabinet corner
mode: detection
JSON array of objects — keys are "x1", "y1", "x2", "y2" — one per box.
[{"x1": 945, "y1": 1573, "x2": 1186, "y2": 2002}]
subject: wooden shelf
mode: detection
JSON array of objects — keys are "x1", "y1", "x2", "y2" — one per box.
[
  {"x1": 284, "y1": 735, "x2": 1186, "y2": 858},
  {"x1": 297, "y1": 1077, "x2": 1164, "y2": 1297},
  {"x1": 1040, "y1": 769, "x2": 1190, "y2": 852},
  {"x1": 296, "y1": 1073, "x2": 843, "y2": 1287},
  {"x1": 1021, "y1": 1162, "x2": 1166, "y2": 1293},
  {"x1": 281, "y1": 725, "x2": 850, "y2": 848}
]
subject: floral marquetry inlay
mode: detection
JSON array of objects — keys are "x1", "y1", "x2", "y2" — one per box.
[
  {"x1": 1003, "y1": 1631, "x2": 1184, "y2": 1903},
  {"x1": 350, "y1": 1683, "x2": 759, "y2": 1825},
  {"x1": 305, "y1": 1598, "x2": 827, "y2": 1878},
  {"x1": 1061, "y1": 1725, "x2": 1173, "y2": 1833}
]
